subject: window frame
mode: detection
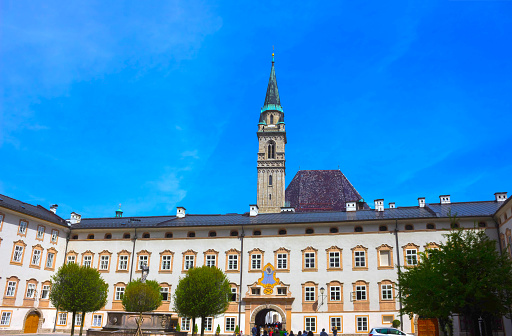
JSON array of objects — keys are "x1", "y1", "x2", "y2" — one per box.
[
  {"x1": 182, "y1": 249, "x2": 197, "y2": 272},
  {"x1": 304, "y1": 316, "x2": 317, "y2": 333},
  {"x1": 225, "y1": 249, "x2": 241, "y2": 272},
  {"x1": 274, "y1": 247, "x2": 290, "y2": 272},
  {"x1": 326, "y1": 246, "x2": 343, "y2": 271},
  {"x1": 97, "y1": 250, "x2": 113, "y2": 272},
  {"x1": 51, "y1": 229, "x2": 59, "y2": 244},
  {"x1": 136, "y1": 250, "x2": 152, "y2": 272},
  {"x1": 330, "y1": 316, "x2": 343, "y2": 334},
  {"x1": 225, "y1": 317, "x2": 236, "y2": 333},
  {"x1": 36, "y1": 225, "x2": 45, "y2": 241},
  {"x1": 30, "y1": 244, "x2": 44, "y2": 269},
  {"x1": 57, "y1": 312, "x2": 68, "y2": 326},
  {"x1": 302, "y1": 246, "x2": 318, "y2": 272},
  {"x1": 18, "y1": 220, "x2": 28, "y2": 237},
  {"x1": 352, "y1": 245, "x2": 368, "y2": 271},
  {"x1": 403, "y1": 243, "x2": 420, "y2": 266},
  {"x1": 0, "y1": 311, "x2": 13, "y2": 327},
  {"x1": 355, "y1": 316, "x2": 369, "y2": 333},
  {"x1": 116, "y1": 250, "x2": 131, "y2": 272},
  {"x1": 82, "y1": 251, "x2": 94, "y2": 268},
  {"x1": 159, "y1": 250, "x2": 175, "y2": 273},
  {"x1": 91, "y1": 314, "x2": 103, "y2": 328},
  {"x1": 376, "y1": 244, "x2": 394, "y2": 270},
  {"x1": 10, "y1": 240, "x2": 27, "y2": 265},
  {"x1": 203, "y1": 249, "x2": 219, "y2": 268},
  {"x1": 45, "y1": 248, "x2": 58, "y2": 270}
]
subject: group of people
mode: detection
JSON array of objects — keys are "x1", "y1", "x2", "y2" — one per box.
[{"x1": 251, "y1": 325, "x2": 335, "y2": 336}]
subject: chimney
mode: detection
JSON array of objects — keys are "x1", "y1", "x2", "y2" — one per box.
[
  {"x1": 250, "y1": 204, "x2": 259, "y2": 217},
  {"x1": 495, "y1": 192, "x2": 508, "y2": 202},
  {"x1": 418, "y1": 197, "x2": 425, "y2": 208},
  {"x1": 50, "y1": 204, "x2": 58, "y2": 214},
  {"x1": 389, "y1": 202, "x2": 396, "y2": 209},
  {"x1": 374, "y1": 199, "x2": 384, "y2": 212},
  {"x1": 280, "y1": 206, "x2": 295, "y2": 213},
  {"x1": 440, "y1": 195, "x2": 451, "y2": 204},
  {"x1": 69, "y1": 212, "x2": 81, "y2": 224},
  {"x1": 346, "y1": 201, "x2": 356, "y2": 212},
  {"x1": 176, "y1": 206, "x2": 186, "y2": 218}
]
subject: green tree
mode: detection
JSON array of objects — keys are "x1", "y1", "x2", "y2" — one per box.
[
  {"x1": 50, "y1": 263, "x2": 108, "y2": 336},
  {"x1": 398, "y1": 227, "x2": 512, "y2": 336},
  {"x1": 122, "y1": 279, "x2": 162, "y2": 336},
  {"x1": 173, "y1": 266, "x2": 231, "y2": 336}
]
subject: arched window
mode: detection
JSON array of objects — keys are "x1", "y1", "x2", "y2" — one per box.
[
  {"x1": 188, "y1": 232, "x2": 195, "y2": 237},
  {"x1": 165, "y1": 232, "x2": 173, "y2": 238},
  {"x1": 123, "y1": 233, "x2": 131, "y2": 239},
  {"x1": 104, "y1": 233, "x2": 112, "y2": 239},
  {"x1": 209, "y1": 231, "x2": 217, "y2": 237},
  {"x1": 253, "y1": 230, "x2": 261, "y2": 236},
  {"x1": 267, "y1": 141, "x2": 276, "y2": 159},
  {"x1": 270, "y1": 115, "x2": 274, "y2": 124},
  {"x1": 405, "y1": 224, "x2": 414, "y2": 230},
  {"x1": 478, "y1": 222, "x2": 486, "y2": 228},
  {"x1": 230, "y1": 230, "x2": 239, "y2": 237},
  {"x1": 269, "y1": 175, "x2": 273, "y2": 186},
  {"x1": 330, "y1": 227, "x2": 339, "y2": 233},
  {"x1": 379, "y1": 225, "x2": 388, "y2": 232},
  {"x1": 87, "y1": 234, "x2": 95, "y2": 239},
  {"x1": 269, "y1": 194, "x2": 272, "y2": 200},
  {"x1": 305, "y1": 228, "x2": 314, "y2": 234},
  {"x1": 354, "y1": 226, "x2": 363, "y2": 233},
  {"x1": 142, "y1": 233, "x2": 150, "y2": 238},
  {"x1": 427, "y1": 223, "x2": 436, "y2": 230},
  {"x1": 278, "y1": 229, "x2": 287, "y2": 235},
  {"x1": 71, "y1": 235, "x2": 78, "y2": 240}
]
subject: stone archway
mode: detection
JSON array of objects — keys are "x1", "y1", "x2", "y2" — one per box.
[
  {"x1": 250, "y1": 304, "x2": 287, "y2": 330},
  {"x1": 23, "y1": 308, "x2": 43, "y2": 333}
]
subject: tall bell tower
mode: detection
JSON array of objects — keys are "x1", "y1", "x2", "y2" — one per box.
[{"x1": 257, "y1": 54, "x2": 287, "y2": 213}]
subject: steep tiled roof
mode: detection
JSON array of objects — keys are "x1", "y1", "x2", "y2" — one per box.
[
  {"x1": 263, "y1": 60, "x2": 280, "y2": 106},
  {"x1": 70, "y1": 201, "x2": 502, "y2": 230},
  {"x1": 285, "y1": 170, "x2": 370, "y2": 212},
  {"x1": 0, "y1": 194, "x2": 68, "y2": 227}
]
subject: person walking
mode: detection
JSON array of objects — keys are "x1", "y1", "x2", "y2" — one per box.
[
  {"x1": 307, "y1": 331, "x2": 314, "y2": 336},
  {"x1": 320, "y1": 328, "x2": 328, "y2": 336},
  {"x1": 252, "y1": 325, "x2": 258, "y2": 336},
  {"x1": 332, "y1": 326, "x2": 337, "y2": 336}
]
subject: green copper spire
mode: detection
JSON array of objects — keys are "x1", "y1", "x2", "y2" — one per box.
[{"x1": 263, "y1": 53, "x2": 281, "y2": 107}]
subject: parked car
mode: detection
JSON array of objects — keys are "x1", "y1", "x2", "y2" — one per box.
[{"x1": 369, "y1": 328, "x2": 414, "y2": 336}]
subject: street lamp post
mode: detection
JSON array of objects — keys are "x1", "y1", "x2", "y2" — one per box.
[{"x1": 319, "y1": 287, "x2": 326, "y2": 308}]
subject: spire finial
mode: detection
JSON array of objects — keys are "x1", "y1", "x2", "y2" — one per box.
[{"x1": 272, "y1": 45, "x2": 275, "y2": 64}]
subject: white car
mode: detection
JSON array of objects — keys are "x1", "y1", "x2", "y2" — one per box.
[{"x1": 369, "y1": 328, "x2": 414, "y2": 336}]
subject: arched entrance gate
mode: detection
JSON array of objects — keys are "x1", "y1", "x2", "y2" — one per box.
[
  {"x1": 250, "y1": 305, "x2": 287, "y2": 330},
  {"x1": 23, "y1": 309, "x2": 42, "y2": 333}
]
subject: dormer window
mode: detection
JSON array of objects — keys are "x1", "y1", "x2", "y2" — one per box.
[{"x1": 267, "y1": 141, "x2": 276, "y2": 159}]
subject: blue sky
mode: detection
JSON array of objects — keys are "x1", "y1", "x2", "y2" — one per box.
[{"x1": 1, "y1": 0, "x2": 511, "y2": 218}]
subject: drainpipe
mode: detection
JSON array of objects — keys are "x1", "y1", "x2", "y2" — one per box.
[
  {"x1": 130, "y1": 228, "x2": 137, "y2": 282},
  {"x1": 53, "y1": 231, "x2": 71, "y2": 332},
  {"x1": 394, "y1": 220, "x2": 404, "y2": 331},
  {"x1": 238, "y1": 225, "x2": 245, "y2": 334}
]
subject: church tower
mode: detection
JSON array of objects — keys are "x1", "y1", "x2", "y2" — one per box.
[{"x1": 257, "y1": 54, "x2": 287, "y2": 213}]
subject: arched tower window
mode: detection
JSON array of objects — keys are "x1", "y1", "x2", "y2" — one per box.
[
  {"x1": 267, "y1": 141, "x2": 276, "y2": 159},
  {"x1": 270, "y1": 114, "x2": 274, "y2": 124},
  {"x1": 269, "y1": 175, "x2": 273, "y2": 186}
]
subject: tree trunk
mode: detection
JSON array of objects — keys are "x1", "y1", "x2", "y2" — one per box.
[
  {"x1": 193, "y1": 317, "x2": 196, "y2": 336},
  {"x1": 201, "y1": 317, "x2": 205, "y2": 336},
  {"x1": 79, "y1": 312, "x2": 85, "y2": 336},
  {"x1": 71, "y1": 311, "x2": 76, "y2": 336}
]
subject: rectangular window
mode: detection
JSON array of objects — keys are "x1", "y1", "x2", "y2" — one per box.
[
  {"x1": 32, "y1": 250, "x2": 41, "y2": 265},
  {"x1": 83, "y1": 255, "x2": 92, "y2": 267},
  {"x1": 75, "y1": 313, "x2": 82, "y2": 326},
  {"x1": 225, "y1": 317, "x2": 236, "y2": 332},
  {"x1": 305, "y1": 252, "x2": 315, "y2": 268},
  {"x1": 51, "y1": 229, "x2": 59, "y2": 243},
  {"x1": 330, "y1": 317, "x2": 342, "y2": 332},
  {"x1": 184, "y1": 255, "x2": 194, "y2": 270},
  {"x1": 119, "y1": 255, "x2": 128, "y2": 270},
  {"x1": 230, "y1": 288, "x2": 237, "y2": 302},
  {"x1": 92, "y1": 314, "x2": 103, "y2": 327},
  {"x1": 0, "y1": 312, "x2": 12, "y2": 326},
  {"x1": 26, "y1": 284, "x2": 36, "y2": 298},
  {"x1": 277, "y1": 253, "x2": 287, "y2": 269},
  {"x1": 330, "y1": 286, "x2": 341, "y2": 301},
  {"x1": 381, "y1": 284, "x2": 393, "y2": 300},
  {"x1": 181, "y1": 317, "x2": 191, "y2": 331},
  {"x1": 277, "y1": 287, "x2": 287, "y2": 295},
  {"x1": 100, "y1": 256, "x2": 109, "y2": 270},
  {"x1": 329, "y1": 252, "x2": 340, "y2": 268},
  {"x1": 19, "y1": 220, "x2": 28, "y2": 234},
  {"x1": 41, "y1": 285, "x2": 50, "y2": 299},
  {"x1": 305, "y1": 287, "x2": 315, "y2": 301},
  {"x1": 305, "y1": 317, "x2": 316, "y2": 332},
  {"x1": 379, "y1": 251, "x2": 391, "y2": 267},
  {"x1": 251, "y1": 288, "x2": 261, "y2": 295},
  {"x1": 46, "y1": 253, "x2": 55, "y2": 268},
  {"x1": 58, "y1": 312, "x2": 68, "y2": 326},
  {"x1": 161, "y1": 287, "x2": 169, "y2": 301},
  {"x1": 205, "y1": 317, "x2": 213, "y2": 331},
  {"x1": 139, "y1": 255, "x2": 148, "y2": 270},
  {"x1": 67, "y1": 255, "x2": 76, "y2": 264},
  {"x1": 356, "y1": 316, "x2": 368, "y2": 332},
  {"x1": 13, "y1": 245, "x2": 24, "y2": 262},
  {"x1": 228, "y1": 255, "x2": 238, "y2": 270},
  {"x1": 406, "y1": 249, "x2": 418, "y2": 265},
  {"x1": 206, "y1": 255, "x2": 216, "y2": 267},
  {"x1": 162, "y1": 255, "x2": 172, "y2": 270},
  {"x1": 37, "y1": 225, "x2": 45, "y2": 239},
  {"x1": 115, "y1": 287, "x2": 125, "y2": 300},
  {"x1": 251, "y1": 254, "x2": 261, "y2": 269},
  {"x1": 356, "y1": 286, "x2": 366, "y2": 301},
  {"x1": 6, "y1": 282, "x2": 16, "y2": 296},
  {"x1": 354, "y1": 251, "x2": 366, "y2": 267}
]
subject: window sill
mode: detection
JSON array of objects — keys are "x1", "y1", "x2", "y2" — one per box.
[
  {"x1": 98, "y1": 269, "x2": 110, "y2": 273},
  {"x1": 327, "y1": 267, "x2": 343, "y2": 271},
  {"x1": 10, "y1": 261, "x2": 23, "y2": 266},
  {"x1": 302, "y1": 268, "x2": 318, "y2": 272},
  {"x1": 158, "y1": 270, "x2": 173, "y2": 274},
  {"x1": 116, "y1": 270, "x2": 129, "y2": 273},
  {"x1": 29, "y1": 264, "x2": 41, "y2": 269},
  {"x1": 352, "y1": 267, "x2": 368, "y2": 271},
  {"x1": 377, "y1": 266, "x2": 394, "y2": 270}
]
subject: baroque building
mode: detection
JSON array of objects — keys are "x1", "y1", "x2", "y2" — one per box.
[{"x1": 0, "y1": 56, "x2": 511, "y2": 336}]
